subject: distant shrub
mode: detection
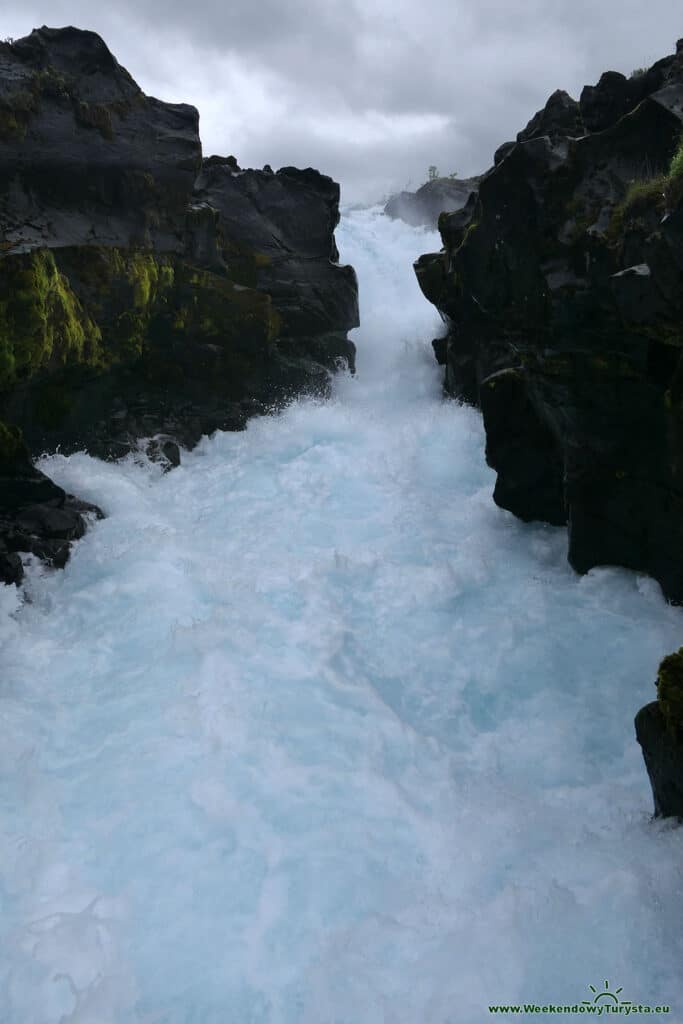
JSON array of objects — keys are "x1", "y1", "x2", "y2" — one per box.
[{"x1": 629, "y1": 67, "x2": 648, "y2": 78}]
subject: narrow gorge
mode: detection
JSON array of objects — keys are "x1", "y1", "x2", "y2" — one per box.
[{"x1": 1, "y1": 24, "x2": 683, "y2": 1024}]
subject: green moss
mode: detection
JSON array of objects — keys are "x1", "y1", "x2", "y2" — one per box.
[
  {"x1": 657, "y1": 648, "x2": 683, "y2": 732},
  {"x1": 0, "y1": 250, "x2": 104, "y2": 389},
  {"x1": 30, "y1": 67, "x2": 72, "y2": 100},
  {"x1": 172, "y1": 265, "x2": 280, "y2": 345},
  {"x1": 669, "y1": 137, "x2": 683, "y2": 182},
  {"x1": 0, "y1": 85, "x2": 39, "y2": 141},
  {"x1": 159, "y1": 265, "x2": 175, "y2": 290},
  {"x1": 608, "y1": 139, "x2": 683, "y2": 243},
  {"x1": 75, "y1": 101, "x2": 113, "y2": 140},
  {"x1": 127, "y1": 254, "x2": 160, "y2": 309},
  {"x1": 112, "y1": 310, "x2": 147, "y2": 359},
  {"x1": 608, "y1": 177, "x2": 667, "y2": 240},
  {"x1": 0, "y1": 246, "x2": 280, "y2": 410}
]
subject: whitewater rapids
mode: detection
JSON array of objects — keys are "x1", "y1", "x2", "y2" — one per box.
[{"x1": 1, "y1": 207, "x2": 682, "y2": 1023}]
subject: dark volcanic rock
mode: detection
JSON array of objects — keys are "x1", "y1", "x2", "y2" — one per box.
[
  {"x1": 493, "y1": 141, "x2": 516, "y2": 166},
  {"x1": 0, "y1": 26, "x2": 201, "y2": 254},
  {"x1": 414, "y1": 40, "x2": 683, "y2": 818},
  {"x1": 635, "y1": 703, "x2": 683, "y2": 819},
  {"x1": 192, "y1": 161, "x2": 357, "y2": 376},
  {"x1": 517, "y1": 89, "x2": 584, "y2": 143},
  {"x1": 0, "y1": 421, "x2": 103, "y2": 578},
  {"x1": 636, "y1": 648, "x2": 683, "y2": 819},
  {"x1": 384, "y1": 176, "x2": 480, "y2": 229},
  {"x1": 0, "y1": 27, "x2": 359, "y2": 583},
  {"x1": 579, "y1": 42, "x2": 683, "y2": 133},
  {"x1": 415, "y1": 44, "x2": 683, "y2": 603},
  {"x1": 146, "y1": 434, "x2": 181, "y2": 469}
]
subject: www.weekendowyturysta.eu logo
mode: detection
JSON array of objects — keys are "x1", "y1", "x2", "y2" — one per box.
[
  {"x1": 488, "y1": 979, "x2": 671, "y2": 1016},
  {"x1": 584, "y1": 980, "x2": 627, "y2": 1008}
]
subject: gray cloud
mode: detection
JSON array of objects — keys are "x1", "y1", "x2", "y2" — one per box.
[{"x1": 3, "y1": 0, "x2": 682, "y2": 202}]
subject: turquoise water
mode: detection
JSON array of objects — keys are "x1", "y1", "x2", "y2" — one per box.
[{"x1": 1, "y1": 207, "x2": 682, "y2": 1023}]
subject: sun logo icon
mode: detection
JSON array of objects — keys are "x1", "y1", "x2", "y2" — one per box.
[{"x1": 583, "y1": 980, "x2": 631, "y2": 1007}]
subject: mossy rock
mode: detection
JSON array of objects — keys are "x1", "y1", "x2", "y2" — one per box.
[
  {"x1": 0, "y1": 242, "x2": 284, "y2": 443},
  {"x1": 75, "y1": 100, "x2": 114, "y2": 140},
  {"x1": 657, "y1": 647, "x2": 683, "y2": 732},
  {"x1": 165, "y1": 264, "x2": 280, "y2": 358},
  {"x1": 0, "y1": 249, "x2": 104, "y2": 390}
]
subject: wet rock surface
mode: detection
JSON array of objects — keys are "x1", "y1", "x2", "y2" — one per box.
[
  {"x1": 636, "y1": 646, "x2": 683, "y2": 819},
  {"x1": 414, "y1": 41, "x2": 683, "y2": 818},
  {"x1": 635, "y1": 702, "x2": 683, "y2": 819},
  {"x1": 0, "y1": 26, "x2": 358, "y2": 581},
  {"x1": 0, "y1": 423, "x2": 103, "y2": 584},
  {"x1": 416, "y1": 41, "x2": 683, "y2": 603}
]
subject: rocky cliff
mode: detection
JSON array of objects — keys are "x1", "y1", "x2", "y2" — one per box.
[
  {"x1": 384, "y1": 175, "x2": 480, "y2": 229},
  {"x1": 0, "y1": 26, "x2": 358, "y2": 584},
  {"x1": 414, "y1": 41, "x2": 683, "y2": 817}
]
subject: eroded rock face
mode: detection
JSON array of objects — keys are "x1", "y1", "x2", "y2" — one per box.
[
  {"x1": 415, "y1": 44, "x2": 683, "y2": 603},
  {"x1": 0, "y1": 26, "x2": 358, "y2": 580},
  {"x1": 414, "y1": 42, "x2": 683, "y2": 818},
  {"x1": 0, "y1": 26, "x2": 201, "y2": 254}
]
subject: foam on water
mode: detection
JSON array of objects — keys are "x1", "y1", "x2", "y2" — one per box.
[{"x1": 2, "y1": 206, "x2": 683, "y2": 1024}]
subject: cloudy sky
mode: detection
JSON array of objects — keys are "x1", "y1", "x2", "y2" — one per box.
[{"x1": 4, "y1": 0, "x2": 682, "y2": 203}]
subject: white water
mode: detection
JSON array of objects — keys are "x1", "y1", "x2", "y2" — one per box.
[{"x1": 1, "y1": 207, "x2": 683, "y2": 1024}]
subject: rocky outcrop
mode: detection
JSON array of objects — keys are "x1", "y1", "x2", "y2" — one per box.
[
  {"x1": 415, "y1": 41, "x2": 683, "y2": 816},
  {"x1": 636, "y1": 649, "x2": 683, "y2": 819},
  {"x1": 384, "y1": 176, "x2": 480, "y2": 229},
  {"x1": 0, "y1": 421, "x2": 102, "y2": 586},
  {"x1": 416, "y1": 40, "x2": 683, "y2": 601},
  {"x1": 0, "y1": 26, "x2": 358, "y2": 582}
]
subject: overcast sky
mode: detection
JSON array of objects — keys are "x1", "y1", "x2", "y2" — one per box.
[{"x1": 4, "y1": 1, "x2": 682, "y2": 203}]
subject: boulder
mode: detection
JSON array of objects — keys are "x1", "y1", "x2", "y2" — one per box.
[
  {"x1": 635, "y1": 649, "x2": 683, "y2": 819},
  {"x1": 0, "y1": 419, "x2": 103, "y2": 579},
  {"x1": 635, "y1": 703, "x2": 683, "y2": 819}
]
